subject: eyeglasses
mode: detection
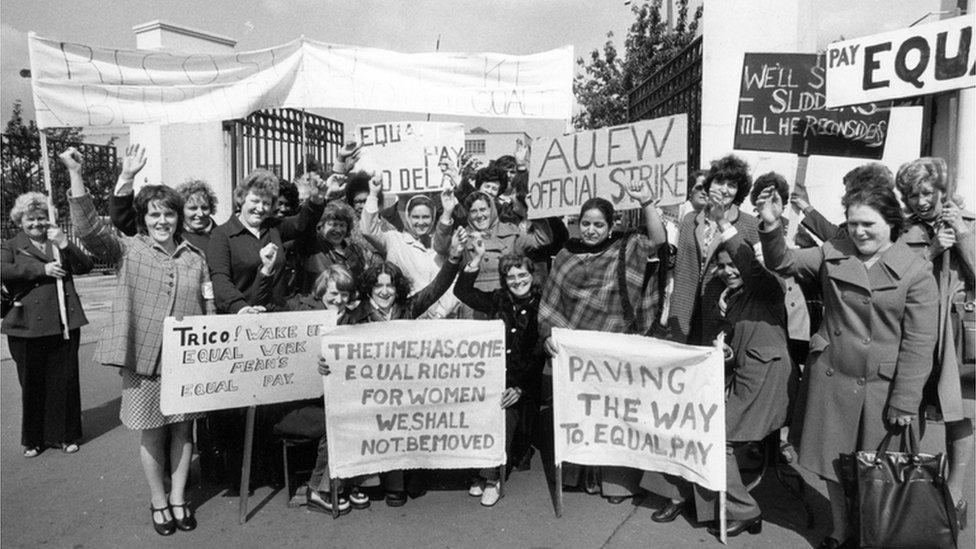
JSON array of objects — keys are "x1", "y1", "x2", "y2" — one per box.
[{"x1": 505, "y1": 272, "x2": 532, "y2": 283}]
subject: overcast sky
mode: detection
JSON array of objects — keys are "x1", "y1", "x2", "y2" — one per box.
[{"x1": 1, "y1": 0, "x2": 641, "y2": 137}]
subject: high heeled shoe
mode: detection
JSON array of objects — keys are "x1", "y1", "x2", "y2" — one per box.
[
  {"x1": 150, "y1": 504, "x2": 176, "y2": 536},
  {"x1": 168, "y1": 499, "x2": 197, "y2": 531},
  {"x1": 707, "y1": 515, "x2": 762, "y2": 538}
]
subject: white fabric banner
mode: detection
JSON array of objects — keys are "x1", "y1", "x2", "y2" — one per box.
[
  {"x1": 28, "y1": 33, "x2": 574, "y2": 128},
  {"x1": 160, "y1": 310, "x2": 337, "y2": 415},
  {"x1": 322, "y1": 320, "x2": 506, "y2": 479},
  {"x1": 551, "y1": 328, "x2": 726, "y2": 492},
  {"x1": 825, "y1": 15, "x2": 975, "y2": 107},
  {"x1": 354, "y1": 121, "x2": 464, "y2": 194},
  {"x1": 526, "y1": 115, "x2": 688, "y2": 219}
]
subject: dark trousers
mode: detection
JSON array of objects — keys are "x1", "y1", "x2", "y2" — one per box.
[
  {"x1": 7, "y1": 330, "x2": 82, "y2": 448},
  {"x1": 481, "y1": 406, "x2": 519, "y2": 480}
]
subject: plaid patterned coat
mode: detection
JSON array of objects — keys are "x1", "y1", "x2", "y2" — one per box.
[
  {"x1": 539, "y1": 234, "x2": 658, "y2": 338},
  {"x1": 70, "y1": 194, "x2": 209, "y2": 377}
]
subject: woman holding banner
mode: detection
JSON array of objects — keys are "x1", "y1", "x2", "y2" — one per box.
[
  {"x1": 756, "y1": 177, "x2": 939, "y2": 548},
  {"x1": 896, "y1": 157, "x2": 974, "y2": 530},
  {"x1": 539, "y1": 181, "x2": 667, "y2": 504},
  {"x1": 62, "y1": 147, "x2": 210, "y2": 536},
  {"x1": 315, "y1": 227, "x2": 467, "y2": 509}
]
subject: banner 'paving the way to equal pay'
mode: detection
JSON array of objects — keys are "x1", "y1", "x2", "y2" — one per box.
[
  {"x1": 160, "y1": 310, "x2": 337, "y2": 415},
  {"x1": 526, "y1": 115, "x2": 688, "y2": 219},
  {"x1": 354, "y1": 122, "x2": 464, "y2": 195},
  {"x1": 551, "y1": 328, "x2": 726, "y2": 492},
  {"x1": 28, "y1": 33, "x2": 574, "y2": 128},
  {"x1": 322, "y1": 320, "x2": 506, "y2": 479},
  {"x1": 824, "y1": 15, "x2": 975, "y2": 108}
]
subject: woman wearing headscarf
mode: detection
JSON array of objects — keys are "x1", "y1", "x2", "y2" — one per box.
[
  {"x1": 2, "y1": 191, "x2": 92, "y2": 458},
  {"x1": 539, "y1": 181, "x2": 667, "y2": 504}
]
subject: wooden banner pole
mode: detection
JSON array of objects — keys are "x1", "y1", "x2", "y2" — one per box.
[
  {"x1": 719, "y1": 491, "x2": 728, "y2": 544},
  {"x1": 37, "y1": 132, "x2": 70, "y2": 340},
  {"x1": 238, "y1": 405, "x2": 256, "y2": 524},
  {"x1": 330, "y1": 478, "x2": 340, "y2": 520},
  {"x1": 554, "y1": 463, "x2": 564, "y2": 518}
]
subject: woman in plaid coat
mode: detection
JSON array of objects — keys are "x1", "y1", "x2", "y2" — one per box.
[
  {"x1": 63, "y1": 147, "x2": 210, "y2": 537},
  {"x1": 539, "y1": 182, "x2": 667, "y2": 504}
]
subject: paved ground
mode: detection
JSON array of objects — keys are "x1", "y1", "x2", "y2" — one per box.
[{"x1": 1, "y1": 274, "x2": 973, "y2": 548}]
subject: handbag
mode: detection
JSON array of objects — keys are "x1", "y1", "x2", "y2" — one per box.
[
  {"x1": 952, "y1": 297, "x2": 975, "y2": 379},
  {"x1": 844, "y1": 424, "x2": 957, "y2": 549}
]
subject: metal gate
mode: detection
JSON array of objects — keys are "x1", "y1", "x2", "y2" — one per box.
[
  {"x1": 223, "y1": 108, "x2": 344, "y2": 186},
  {"x1": 627, "y1": 36, "x2": 703, "y2": 172}
]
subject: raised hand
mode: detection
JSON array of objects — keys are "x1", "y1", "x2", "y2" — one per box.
[
  {"x1": 449, "y1": 226, "x2": 468, "y2": 260},
  {"x1": 514, "y1": 137, "x2": 531, "y2": 169},
  {"x1": 623, "y1": 179, "x2": 655, "y2": 206},
  {"x1": 324, "y1": 174, "x2": 348, "y2": 199},
  {"x1": 120, "y1": 144, "x2": 147, "y2": 180},
  {"x1": 259, "y1": 242, "x2": 279, "y2": 276},
  {"x1": 755, "y1": 186, "x2": 783, "y2": 225},
  {"x1": 58, "y1": 147, "x2": 84, "y2": 172},
  {"x1": 789, "y1": 192, "x2": 811, "y2": 214},
  {"x1": 332, "y1": 141, "x2": 361, "y2": 174},
  {"x1": 440, "y1": 183, "x2": 458, "y2": 214},
  {"x1": 47, "y1": 227, "x2": 69, "y2": 249},
  {"x1": 705, "y1": 195, "x2": 727, "y2": 224},
  {"x1": 368, "y1": 172, "x2": 383, "y2": 196}
]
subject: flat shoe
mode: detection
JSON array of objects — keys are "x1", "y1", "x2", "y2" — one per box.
[
  {"x1": 651, "y1": 500, "x2": 686, "y2": 523},
  {"x1": 348, "y1": 488, "x2": 370, "y2": 510},
  {"x1": 385, "y1": 491, "x2": 407, "y2": 507},
  {"x1": 707, "y1": 515, "x2": 762, "y2": 537},
  {"x1": 23, "y1": 447, "x2": 40, "y2": 458},
  {"x1": 168, "y1": 500, "x2": 197, "y2": 531},
  {"x1": 60, "y1": 443, "x2": 79, "y2": 454},
  {"x1": 306, "y1": 489, "x2": 350, "y2": 515},
  {"x1": 150, "y1": 504, "x2": 176, "y2": 536}
]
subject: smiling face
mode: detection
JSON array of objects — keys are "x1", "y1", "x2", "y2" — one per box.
[
  {"x1": 20, "y1": 210, "x2": 49, "y2": 240},
  {"x1": 184, "y1": 193, "x2": 212, "y2": 232},
  {"x1": 468, "y1": 199, "x2": 492, "y2": 231},
  {"x1": 579, "y1": 208, "x2": 611, "y2": 246},
  {"x1": 407, "y1": 204, "x2": 433, "y2": 237},
  {"x1": 689, "y1": 175, "x2": 708, "y2": 211},
  {"x1": 846, "y1": 203, "x2": 893, "y2": 257},
  {"x1": 904, "y1": 181, "x2": 942, "y2": 221},
  {"x1": 714, "y1": 250, "x2": 742, "y2": 290},
  {"x1": 145, "y1": 201, "x2": 178, "y2": 246},
  {"x1": 239, "y1": 191, "x2": 274, "y2": 228},
  {"x1": 709, "y1": 178, "x2": 739, "y2": 209},
  {"x1": 479, "y1": 181, "x2": 501, "y2": 198},
  {"x1": 371, "y1": 272, "x2": 396, "y2": 311},
  {"x1": 504, "y1": 265, "x2": 533, "y2": 298},
  {"x1": 319, "y1": 219, "x2": 348, "y2": 246},
  {"x1": 320, "y1": 280, "x2": 351, "y2": 311}
]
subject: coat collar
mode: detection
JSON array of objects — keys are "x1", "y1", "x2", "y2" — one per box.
[
  {"x1": 823, "y1": 237, "x2": 916, "y2": 291},
  {"x1": 11, "y1": 231, "x2": 53, "y2": 262}
]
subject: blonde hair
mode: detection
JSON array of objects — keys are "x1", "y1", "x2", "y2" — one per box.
[{"x1": 9, "y1": 192, "x2": 53, "y2": 226}]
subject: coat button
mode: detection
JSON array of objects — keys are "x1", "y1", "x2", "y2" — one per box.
[
  {"x1": 506, "y1": 349, "x2": 512, "y2": 354},
  {"x1": 862, "y1": 338, "x2": 870, "y2": 344},
  {"x1": 510, "y1": 328, "x2": 516, "y2": 333},
  {"x1": 857, "y1": 377, "x2": 865, "y2": 386},
  {"x1": 168, "y1": 282, "x2": 174, "y2": 287},
  {"x1": 833, "y1": 330, "x2": 841, "y2": 336},
  {"x1": 825, "y1": 368, "x2": 833, "y2": 376},
  {"x1": 861, "y1": 298, "x2": 870, "y2": 305}
]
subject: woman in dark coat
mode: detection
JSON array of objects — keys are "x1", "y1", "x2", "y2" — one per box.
[
  {"x1": 756, "y1": 179, "x2": 939, "y2": 548},
  {"x1": 896, "y1": 157, "x2": 975, "y2": 529},
  {"x1": 2, "y1": 192, "x2": 93, "y2": 457}
]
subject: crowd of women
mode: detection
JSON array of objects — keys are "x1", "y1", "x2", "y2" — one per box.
[{"x1": 2, "y1": 136, "x2": 972, "y2": 546}]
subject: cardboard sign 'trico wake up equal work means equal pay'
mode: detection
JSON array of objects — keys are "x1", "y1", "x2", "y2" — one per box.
[{"x1": 734, "y1": 52, "x2": 891, "y2": 159}]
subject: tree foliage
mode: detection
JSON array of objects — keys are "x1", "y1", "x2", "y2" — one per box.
[
  {"x1": 573, "y1": 0, "x2": 702, "y2": 130},
  {"x1": 2, "y1": 100, "x2": 117, "y2": 234}
]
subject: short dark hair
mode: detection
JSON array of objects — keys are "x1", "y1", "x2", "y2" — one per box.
[
  {"x1": 313, "y1": 264, "x2": 357, "y2": 300},
  {"x1": 278, "y1": 179, "x2": 299, "y2": 208},
  {"x1": 359, "y1": 261, "x2": 413, "y2": 307},
  {"x1": 750, "y1": 172, "x2": 789, "y2": 205},
  {"x1": 687, "y1": 169, "x2": 708, "y2": 196},
  {"x1": 494, "y1": 155, "x2": 517, "y2": 171},
  {"x1": 579, "y1": 197, "x2": 615, "y2": 225},
  {"x1": 319, "y1": 201, "x2": 355, "y2": 237},
  {"x1": 234, "y1": 169, "x2": 279, "y2": 209},
  {"x1": 462, "y1": 191, "x2": 493, "y2": 215},
  {"x1": 843, "y1": 163, "x2": 894, "y2": 193},
  {"x1": 475, "y1": 166, "x2": 509, "y2": 195},
  {"x1": 704, "y1": 155, "x2": 752, "y2": 206},
  {"x1": 345, "y1": 171, "x2": 379, "y2": 207},
  {"x1": 497, "y1": 254, "x2": 535, "y2": 291},
  {"x1": 134, "y1": 185, "x2": 184, "y2": 238},
  {"x1": 842, "y1": 185, "x2": 904, "y2": 241}
]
